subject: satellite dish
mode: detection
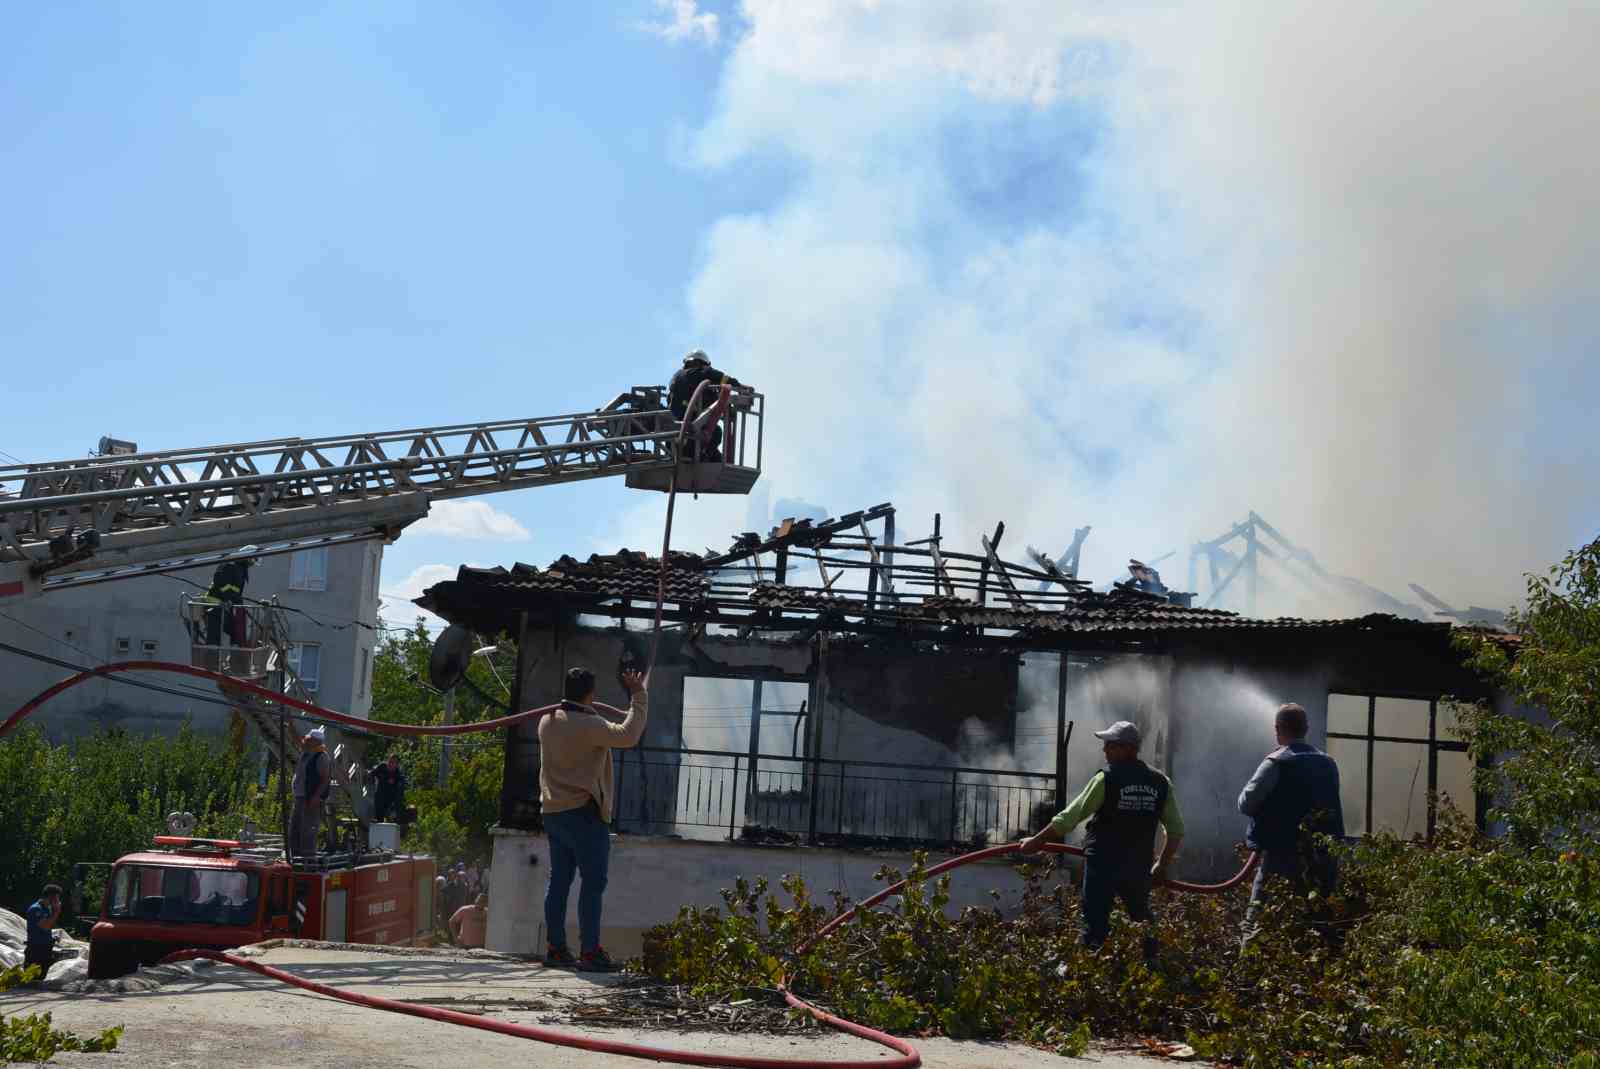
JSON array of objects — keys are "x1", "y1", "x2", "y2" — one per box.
[{"x1": 428, "y1": 624, "x2": 475, "y2": 691}]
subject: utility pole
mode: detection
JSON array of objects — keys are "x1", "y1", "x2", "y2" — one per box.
[{"x1": 439, "y1": 689, "x2": 456, "y2": 788}]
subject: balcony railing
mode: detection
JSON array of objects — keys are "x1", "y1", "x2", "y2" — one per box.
[{"x1": 614, "y1": 745, "x2": 1055, "y2": 848}]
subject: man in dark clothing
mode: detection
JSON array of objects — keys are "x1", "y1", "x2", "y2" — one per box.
[
  {"x1": 203, "y1": 549, "x2": 258, "y2": 646},
  {"x1": 1021, "y1": 721, "x2": 1185, "y2": 960},
  {"x1": 289, "y1": 726, "x2": 331, "y2": 859},
  {"x1": 1237, "y1": 702, "x2": 1345, "y2": 944},
  {"x1": 667, "y1": 351, "x2": 740, "y2": 461},
  {"x1": 24, "y1": 884, "x2": 63, "y2": 980},
  {"x1": 368, "y1": 755, "x2": 407, "y2": 823}
]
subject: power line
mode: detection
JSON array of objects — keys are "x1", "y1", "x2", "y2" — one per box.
[
  {"x1": 0, "y1": 636, "x2": 240, "y2": 711},
  {"x1": 0, "y1": 607, "x2": 232, "y2": 706}
]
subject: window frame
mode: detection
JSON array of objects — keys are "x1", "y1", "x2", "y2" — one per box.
[
  {"x1": 288, "y1": 547, "x2": 330, "y2": 592},
  {"x1": 287, "y1": 642, "x2": 322, "y2": 694},
  {"x1": 1325, "y1": 690, "x2": 1481, "y2": 839}
]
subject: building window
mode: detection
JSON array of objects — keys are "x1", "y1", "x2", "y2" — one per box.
[
  {"x1": 1325, "y1": 692, "x2": 1478, "y2": 840},
  {"x1": 289, "y1": 548, "x2": 329, "y2": 592},
  {"x1": 141, "y1": 639, "x2": 159, "y2": 657},
  {"x1": 115, "y1": 637, "x2": 131, "y2": 656},
  {"x1": 287, "y1": 642, "x2": 322, "y2": 694},
  {"x1": 359, "y1": 648, "x2": 370, "y2": 699}
]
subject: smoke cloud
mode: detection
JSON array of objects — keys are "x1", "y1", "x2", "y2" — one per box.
[{"x1": 629, "y1": 1, "x2": 1600, "y2": 616}]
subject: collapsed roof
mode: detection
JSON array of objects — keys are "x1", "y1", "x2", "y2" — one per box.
[{"x1": 415, "y1": 503, "x2": 1455, "y2": 653}]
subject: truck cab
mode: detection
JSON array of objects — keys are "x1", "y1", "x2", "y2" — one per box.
[{"x1": 88, "y1": 837, "x2": 435, "y2": 979}]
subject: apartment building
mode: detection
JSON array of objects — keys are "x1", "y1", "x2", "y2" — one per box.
[{"x1": 0, "y1": 542, "x2": 384, "y2": 741}]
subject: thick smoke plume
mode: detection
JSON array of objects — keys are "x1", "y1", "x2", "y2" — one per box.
[{"x1": 614, "y1": 1, "x2": 1600, "y2": 617}]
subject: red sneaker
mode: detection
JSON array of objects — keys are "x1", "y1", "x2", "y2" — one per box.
[{"x1": 577, "y1": 947, "x2": 621, "y2": 973}]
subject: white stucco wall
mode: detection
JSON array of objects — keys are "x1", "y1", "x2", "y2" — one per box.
[{"x1": 485, "y1": 829, "x2": 1076, "y2": 959}]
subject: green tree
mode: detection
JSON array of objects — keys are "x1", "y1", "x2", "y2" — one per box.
[
  {"x1": 1458, "y1": 536, "x2": 1600, "y2": 848},
  {"x1": 367, "y1": 618, "x2": 511, "y2": 867}
]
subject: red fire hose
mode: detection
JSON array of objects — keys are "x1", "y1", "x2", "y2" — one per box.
[
  {"x1": 158, "y1": 837, "x2": 1254, "y2": 1069},
  {"x1": 9, "y1": 379, "x2": 1257, "y2": 1066}
]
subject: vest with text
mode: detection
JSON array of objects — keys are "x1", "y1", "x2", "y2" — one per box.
[{"x1": 1083, "y1": 759, "x2": 1170, "y2": 869}]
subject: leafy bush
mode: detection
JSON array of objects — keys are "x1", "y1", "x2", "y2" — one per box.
[
  {"x1": 641, "y1": 826, "x2": 1600, "y2": 1067},
  {"x1": 0, "y1": 965, "x2": 122, "y2": 1063}
]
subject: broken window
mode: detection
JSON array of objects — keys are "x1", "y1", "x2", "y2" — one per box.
[{"x1": 1325, "y1": 692, "x2": 1478, "y2": 840}]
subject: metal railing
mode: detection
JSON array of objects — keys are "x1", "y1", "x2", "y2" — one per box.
[{"x1": 614, "y1": 745, "x2": 1055, "y2": 848}]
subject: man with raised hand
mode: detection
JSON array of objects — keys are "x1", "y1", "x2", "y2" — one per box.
[{"x1": 538, "y1": 666, "x2": 647, "y2": 972}]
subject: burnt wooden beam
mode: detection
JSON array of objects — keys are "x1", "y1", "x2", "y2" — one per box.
[
  {"x1": 926, "y1": 513, "x2": 957, "y2": 598},
  {"x1": 981, "y1": 523, "x2": 1027, "y2": 609}
]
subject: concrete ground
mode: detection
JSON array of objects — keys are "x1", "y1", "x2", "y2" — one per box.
[{"x1": 1, "y1": 944, "x2": 1181, "y2": 1069}]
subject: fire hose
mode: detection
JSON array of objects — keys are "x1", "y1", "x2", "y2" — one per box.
[{"x1": 4, "y1": 378, "x2": 1259, "y2": 1067}]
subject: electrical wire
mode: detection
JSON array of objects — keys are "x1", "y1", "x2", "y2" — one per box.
[
  {"x1": 0, "y1": 608, "x2": 263, "y2": 708},
  {"x1": 0, "y1": 637, "x2": 239, "y2": 712}
]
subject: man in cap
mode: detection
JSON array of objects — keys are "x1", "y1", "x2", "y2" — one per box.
[
  {"x1": 1021, "y1": 720, "x2": 1185, "y2": 961},
  {"x1": 288, "y1": 726, "x2": 331, "y2": 859},
  {"x1": 1237, "y1": 702, "x2": 1344, "y2": 944},
  {"x1": 667, "y1": 350, "x2": 740, "y2": 461}
]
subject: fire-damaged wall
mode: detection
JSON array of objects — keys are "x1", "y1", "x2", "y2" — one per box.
[
  {"x1": 498, "y1": 612, "x2": 1501, "y2": 883},
  {"x1": 823, "y1": 646, "x2": 1018, "y2": 751},
  {"x1": 1161, "y1": 632, "x2": 1497, "y2": 877}
]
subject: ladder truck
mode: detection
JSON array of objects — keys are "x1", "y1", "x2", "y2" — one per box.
[{"x1": 0, "y1": 384, "x2": 762, "y2": 973}]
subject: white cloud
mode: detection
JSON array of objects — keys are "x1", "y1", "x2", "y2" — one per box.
[
  {"x1": 378, "y1": 563, "x2": 471, "y2": 634},
  {"x1": 409, "y1": 500, "x2": 529, "y2": 542},
  {"x1": 636, "y1": 0, "x2": 719, "y2": 47},
  {"x1": 648, "y1": 1, "x2": 1600, "y2": 616}
]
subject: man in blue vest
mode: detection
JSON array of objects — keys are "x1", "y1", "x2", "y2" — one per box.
[
  {"x1": 1021, "y1": 720, "x2": 1185, "y2": 961},
  {"x1": 1237, "y1": 702, "x2": 1344, "y2": 943},
  {"x1": 23, "y1": 884, "x2": 63, "y2": 981}
]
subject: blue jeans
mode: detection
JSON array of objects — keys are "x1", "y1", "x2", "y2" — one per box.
[{"x1": 544, "y1": 802, "x2": 611, "y2": 953}]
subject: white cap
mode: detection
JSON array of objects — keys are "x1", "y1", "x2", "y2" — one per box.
[
  {"x1": 306, "y1": 726, "x2": 327, "y2": 743},
  {"x1": 1092, "y1": 720, "x2": 1141, "y2": 746}
]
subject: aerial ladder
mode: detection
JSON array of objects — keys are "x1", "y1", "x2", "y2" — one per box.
[{"x1": 0, "y1": 383, "x2": 763, "y2": 832}]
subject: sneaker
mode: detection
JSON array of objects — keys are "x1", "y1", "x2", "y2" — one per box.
[
  {"x1": 577, "y1": 947, "x2": 622, "y2": 973},
  {"x1": 544, "y1": 945, "x2": 576, "y2": 968}
]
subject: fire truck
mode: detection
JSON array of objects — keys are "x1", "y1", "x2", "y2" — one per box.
[{"x1": 87, "y1": 834, "x2": 436, "y2": 979}]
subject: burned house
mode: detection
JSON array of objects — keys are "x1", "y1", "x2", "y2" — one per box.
[{"x1": 418, "y1": 503, "x2": 1500, "y2": 956}]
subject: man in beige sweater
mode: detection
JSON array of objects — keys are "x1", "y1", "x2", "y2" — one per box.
[{"x1": 539, "y1": 665, "x2": 647, "y2": 971}]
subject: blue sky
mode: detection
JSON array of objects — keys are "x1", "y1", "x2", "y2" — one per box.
[
  {"x1": 5, "y1": 2, "x2": 1597, "y2": 629},
  {"x1": 1, "y1": 2, "x2": 769, "y2": 623}
]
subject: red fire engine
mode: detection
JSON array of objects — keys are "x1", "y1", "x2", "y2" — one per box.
[{"x1": 88, "y1": 836, "x2": 435, "y2": 979}]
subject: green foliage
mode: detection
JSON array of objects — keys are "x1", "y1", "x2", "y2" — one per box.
[
  {"x1": 1, "y1": 1012, "x2": 121, "y2": 1063},
  {"x1": 370, "y1": 620, "x2": 508, "y2": 867},
  {"x1": 641, "y1": 830, "x2": 1600, "y2": 1067},
  {"x1": 1, "y1": 967, "x2": 122, "y2": 1063},
  {"x1": 1456, "y1": 536, "x2": 1600, "y2": 849},
  {"x1": 0, "y1": 723, "x2": 257, "y2": 919},
  {"x1": 637, "y1": 538, "x2": 1600, "y2": 1067},
  {"x1": 0, "y1": 965, "x2": 40, "y2": 991}
]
